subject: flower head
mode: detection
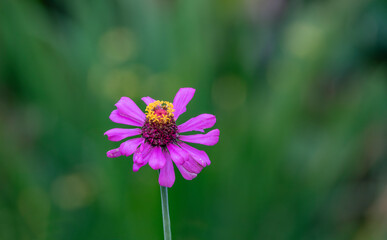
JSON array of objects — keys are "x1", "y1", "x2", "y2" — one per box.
[{"x1": 104, "y1": 88, "x2": 219, "y2": 187}]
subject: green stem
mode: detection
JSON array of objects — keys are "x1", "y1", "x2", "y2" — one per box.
[{"x1": 160, "y1": 185, "x2": 172, "y2": 240}]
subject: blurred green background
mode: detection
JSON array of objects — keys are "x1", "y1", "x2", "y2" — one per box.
[{"x1": 1, "y1": 0, "x2": 387, "y2": 239}]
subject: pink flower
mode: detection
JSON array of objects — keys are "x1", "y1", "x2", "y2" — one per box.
[{"x1": 104, "y1": 88, "x2": 219, "y2": 188}]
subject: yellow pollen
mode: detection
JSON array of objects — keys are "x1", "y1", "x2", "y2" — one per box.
[{"x1": 145, "y1": 100, "x2": 175, "y2": 124}]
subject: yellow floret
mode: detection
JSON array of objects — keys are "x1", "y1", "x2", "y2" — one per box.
[{"x1": 145, "y1": 100, "x2": 175, "y2": 124}]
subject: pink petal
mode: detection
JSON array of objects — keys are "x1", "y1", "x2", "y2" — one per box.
[
  {"x1": 173, "y1": 88, "x2": 195, "y2": 120},
  {"x1": 176, "y1": 164, "x2": 197, "y2": 180},
  {"x1": 179, "y1": 129, "x2": 220, "y2": 146},
  {"x1": 148, "y1": 146, "x2": 166, "y2": 170},
  {"x1": 158, "y1": 153, "x2": 175, "y2": 188},
  {"x1": 133, "y1": 150, "x2": 142, "y2": 163},
  {"x1": 133, "y1": 162, "x2": 146, "y2": 172},
  {"x1": 141, "y1": 96, "x2": 156, "y2": 105},
  {"x1": 115, "y1": 97, "x2": 146, "y2": 125},
  {"x1": 133, "y1": 143, "x2": 144, "y2": 163},
  {"x1": 178, "y1": 114, "x2": 216, "y2": 133},
  {"x1": 119, "y1": 138, "x2": 144, "y2": 156},
  {"x1": 176, "y1": 156, "x2": 203, "y2": 180},
  {"x1": 133, "y1": 143, "x2": 152, "y2": 172},
  {"x1": 133, "y1": 142, "x2": 152, "y2": 164},
  {"x1": 104, "y1": 128, "x2": 142, "y2": 141},
  {"x1": 181, "y1": 155, "x2": 203, "y2": 174},
  {"x1": 179, "y1": 142, "x2": 211, "y2": 167},
  {"x1": 106, "y1": 148, "x2": 122, "y2": 158},
  {"x1": 109, "y1": 110, "x2": 143, "y2": 127},
  {"x1": 166, "y1": 144, "x2": 188, "y2": 165}
]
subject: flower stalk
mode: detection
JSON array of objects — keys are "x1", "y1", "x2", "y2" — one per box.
[{"x1": 160, "y1": 185, "x2": 171, "y2": 240}]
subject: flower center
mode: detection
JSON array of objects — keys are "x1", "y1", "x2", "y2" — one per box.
[
  {"x1": 141, "y1": 101, "x2": 178, "y2": 146},
  {"x1": 145, "y1": 100, "x2": 175, "y2": 124}
]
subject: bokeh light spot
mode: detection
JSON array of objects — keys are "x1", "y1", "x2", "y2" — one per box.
[
  {"x1": 104, "y1": 69, "x2": 139, "y2": 99},
  {"x1": 99, "y1": 27, "x2": 137, "y2": 64},
  {"x1": 285, "y1": 21, "x2": 324, "y2": 59},
  {"x1": 51, "y1": 174, "x2": 94, "y2": 210}
]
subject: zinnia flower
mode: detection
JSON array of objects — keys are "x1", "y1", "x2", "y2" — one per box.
[{"x1": 104, "y1": 88, "x2": 219, "y2": 187}]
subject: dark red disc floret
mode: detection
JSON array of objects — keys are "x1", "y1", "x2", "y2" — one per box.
[{"x1": 141, "y1": 119, "x2": 178, "y2": 147}]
